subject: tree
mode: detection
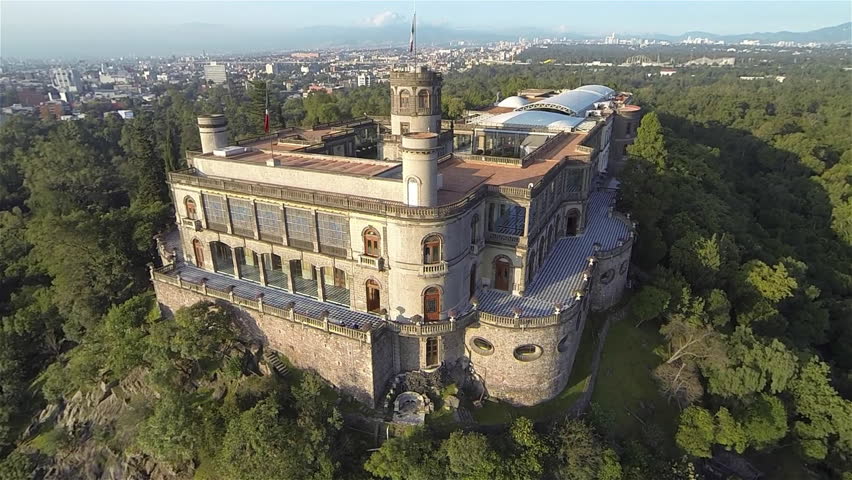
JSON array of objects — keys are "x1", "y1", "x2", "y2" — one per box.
[
  {"x1": 169, "y1": 302, "x2": 236, "y2": 366},
  {"x1": 705, "y1": 326, "x2": 797, "y2": 398},
  {"x1": 442, "y1": 431, "x2": 500, "y2": 480},
  {"x1": 627, "y1": 111, "x2": 668, "y2": 171},
  {"x1": 714, "y1": 407, "x2": 748, "y2": 454},
  {"x1": 135, "y1": 390, "x2": 206, "y2": 465},
  {"x1": 552, "y1": 418, "x2": 623, "y2": 480},
  {"x1": 0, "y1": 451, "x2": 34, "y2": 480},
  {"x1": 741, "y1": 394, "x2": 788, "y2": 450},
  {"x1": 630, "y1": 285, "x2": 671, "y2": 327},
  {"x1": 676, "y1": 406, "x2": 715, "y2": 458},
  {"x1": 120, "y1": 112, "x2": 168, "y2": 205},
  {"x1": 364, "y1": 428, "x2": 445, "y2": 480},
  {"x1": 653, "y1": 361, "x2": 704, "y2": 408},
  {"x1": 788, "y1": 357, "x2": 852, "y2": 461}
]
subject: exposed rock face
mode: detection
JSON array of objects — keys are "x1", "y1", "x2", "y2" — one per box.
[{"x1": 24, "y1": 368, "x2": 185, "y2": 480}]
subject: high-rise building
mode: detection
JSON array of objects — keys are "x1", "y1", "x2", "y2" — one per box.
[
  {"x1": 357, "y1": 73, "x2": 374, "y2": 87},
  {"x1": 265, "y1": 63, "x2": 281, "y2": 75},
  {"x1": 203, "y1": 62, "x2": 228, "y2": 85},
  {"x1": 51, "y1": 68, "x2": 82, "y2": 93}
]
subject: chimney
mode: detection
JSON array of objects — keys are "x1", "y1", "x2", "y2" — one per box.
[{"x1": 198, "y1": 114, "x2": 228, "y2": 154}]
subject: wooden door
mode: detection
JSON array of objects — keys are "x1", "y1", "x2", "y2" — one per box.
[
  {"x1": 192, "y1": 239, "x2": 204, "y2": 268},
  {"x1": 494, "y1": 258, "x2": 511, "y2": 291},
  {"x1": 366, "y1": 281, "x2": 381, "y2": 313},
  {"x1": 423, "y1": 288, "x2": 440, "y2": 322}
]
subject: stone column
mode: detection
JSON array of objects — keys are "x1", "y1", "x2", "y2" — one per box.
[
  {"x1": 286, "y1": 261, "x2": 297, "y2": 293},
  {"x1": 258, "y1": 254, "x2": 268, "y2": 285},
  {"x1": 231, "y1": 247, "x2": 241, "y2": 279},
  {"x1": 315, "y1": 266, "x2": 326, "y2": 301}
]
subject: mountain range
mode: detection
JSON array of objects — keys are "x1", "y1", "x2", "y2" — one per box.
[{"x1": 1, "y1": 22, "x2": 849, "y2": 59}]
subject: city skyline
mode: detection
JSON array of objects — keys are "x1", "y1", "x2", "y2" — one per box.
[{"x1": 2, "y1": 1, "x2": 850, "y2": 58}]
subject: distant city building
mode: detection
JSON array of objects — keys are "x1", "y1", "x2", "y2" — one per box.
[
  {"x1": 204, "y1": 62, "x2": 228, "y2": 85},
  {"x1": 300, "y1": 65, "x2": 312, "y2": 74},
  {"x1": 51, "y1": 68, "x2": 82, "y2": 93},
  {"x1": 357, "y1": 73, "x2": 374, "y2": 87},
  {"x1": 660, "y1": 69, "x2": 677, "y2": 76},
  {"x1": 266, "y1": 63, "x2": 281, "y2": 75},
  {"x1": 684, "y1": 57, "x2": 736, "y2": 67},
  {"x1": 38, "y1": 100, "x2": 69, "y2": 120},
  {"x1": 18, "y1": 88, "x2": 46, "y2": 107}
]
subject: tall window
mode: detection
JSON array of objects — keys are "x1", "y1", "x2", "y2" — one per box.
[
  {"x1": 417, "y1": 90, "x2": 430, "y2": 110},
  {"x1": 210, "y1": 241, "x2": 234, "y2": 276},
  {"x1": 399, "y1": 90, "x2": 411, "y2": 109},
  {"x1": 363, "y1": 227, "x2": 380, "y2": 257},
  {"x1": 423, "y1": 287, "x2": 441, "y2": 322},
  {"x1": 423, "y1": 235, "x2": 442, "y2": 264},
  {"x1": 229, "y1": 199, "x2": 254, "y2": 237},
  {"x1": 317, "y1": 213, "x2": 349, "y2": 257},
  {"x1": 400, "y1": 122, "x2": 410, "y2": 134},
  {"x1": 256, "y1": 203, "x2": 284, "y2": 243},
  {"x1": 285, "y1": 207, "x2": 314, "y2": 250},
  {"x1": 184, "y1": 197, "x2": 197, "y2": 220},
  {"x1": 494, "y1": 256, "x2": 512, "y2": 292},
  {"x1": 202, "y1": 194, "x2": 228, "y2": 232},
  {"x1": 470, "y1": 214, "x2": 480, "y2": 244},
  {"x1": 425, "y1": 337, "x2": 439, "y2": 367}
]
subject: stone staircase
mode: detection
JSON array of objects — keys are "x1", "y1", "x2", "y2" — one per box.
[{"x1": 263, "y1": 351, "x2": 290, "y2": 378}]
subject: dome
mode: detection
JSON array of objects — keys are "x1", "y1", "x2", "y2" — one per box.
[{"x1": 497, "y1": 96, "x2": 531, "y2": 109}]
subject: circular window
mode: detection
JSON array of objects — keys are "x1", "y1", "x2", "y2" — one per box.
[
  {"x1": 619, "y1": 260, "x2": 628, "y2": 275},
  {"x1": 557, "y1": 334, "x2": 572, "y2": 352},
  {"x1": 513, "y1": 344, "x2": 543, "y2": 362},
  {"x1": 600, "y1": 269, "x2": 616, "y2": 285},
  {"x1": 470, "y1": 337, "x2": 494, "y2": 356}
]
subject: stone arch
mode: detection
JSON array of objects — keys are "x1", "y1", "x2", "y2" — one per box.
[
  {"x1": 365, "y1": 278, "x2": 382, "y2": 313},
  {"x1": 399, "y1": 89, "x2": 412, "y2": 109}
]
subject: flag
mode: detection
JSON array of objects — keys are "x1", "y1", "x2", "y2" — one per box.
[
  {"x1": 409, "y1": 13, "x2": 415, "y2": 53},
  {"x1": 263, "y1": 85, "x2": 270, "y2": 133}
]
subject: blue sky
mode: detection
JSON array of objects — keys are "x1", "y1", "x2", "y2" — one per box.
[{"x1": 3, "y1": 1, "x2": 850, "y2": 35}]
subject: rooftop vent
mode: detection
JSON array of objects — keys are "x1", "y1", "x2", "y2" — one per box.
[{"x1": 213, "y1": 146, "x2": 247, "y2": 157}]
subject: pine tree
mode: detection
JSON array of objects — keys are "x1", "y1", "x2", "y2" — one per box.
[
  {"x1": 120, "y1": 113, "x2": 167, "y2": 205},
  {"x1": 627, "y1": 111, "x2": 668, "y2": 171}
]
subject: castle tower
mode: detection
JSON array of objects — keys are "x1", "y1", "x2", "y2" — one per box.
[
  {"x1": 197, "y1": 114, "x2": 229, "y2": 153},
  {"x1": 401, "y1": 132, "x2": 440, "y2": 207},
  {"x1": 390, "y1": 66, "x2": 442, "y2": 136}
]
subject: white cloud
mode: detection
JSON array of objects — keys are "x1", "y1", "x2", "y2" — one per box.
[{"x1": 365, "y1": 11, "x2": 403, "y2": 27}]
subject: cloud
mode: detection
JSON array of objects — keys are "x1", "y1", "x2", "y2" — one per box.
[{"x1": 365, "y1": 11, "x2": 403, "y2": 27}]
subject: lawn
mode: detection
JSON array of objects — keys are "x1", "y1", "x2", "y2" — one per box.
[
  {"x1": 472, "y1": 312, "x2": 601, "y2": 425},
  {"x1": 591, "y1": 318, "x2": 680, "y2": 453}
]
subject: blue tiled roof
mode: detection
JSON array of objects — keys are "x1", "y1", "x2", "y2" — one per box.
[
  {"x1": 477, "y1": 190, "x2": 630, "y2": 318},
  {"x1": 169, "y1": 264, "x2": 384, "y2": 330}
]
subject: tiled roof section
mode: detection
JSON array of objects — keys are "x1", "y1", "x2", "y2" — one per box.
[
  {"x1": 436, "y1": 156, "x2": 560, "y2": 203},
  {"x1": 477, "y1": 190, "x2": 630, "y2": 317},
  {"x1": 169, "y1": 264, "x2": 384, "y2": 330}
]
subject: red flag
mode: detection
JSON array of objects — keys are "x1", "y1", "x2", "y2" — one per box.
[{"x1": 264, "y1": 86, "x2": 270, "y2": 133}]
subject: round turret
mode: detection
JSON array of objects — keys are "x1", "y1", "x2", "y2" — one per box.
[
  {"x1": 401, "y1": 132, "x2": 440, "y2": 207},
  {"x1": 198, "y1": 114, "x2": 229, "y2": 154}
]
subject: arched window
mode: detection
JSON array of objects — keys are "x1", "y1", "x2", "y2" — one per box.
[
  {"x1": 422, "y1": 235, "x2": 442, "y2": 264},
  {"x1": 566, "y1": 209, "x2": 580, "y2": 236},
  {"x1": 363, "y1": 227, "x2": 381, "y2": 257},
  {"x1": 470, "y1": 214, "x2": 480, "y2": 244},
  {"x1": 417, "y1": 90, "x2": 430, "y2": 110},
  {"x1": 210, "y1": 241, "x2": 234, "y2": 276},
  {"x1": 423, "y1": 287, "x2": 441, "y2": 321},
  {"x1": 407, "y1": 178, "x2": 420, "y2": 206},
  {"x1": 184, "y1": 197, "x2": 197, "y2": 220},
  {"x1": 425, "y1": 337, "x2": 439, "y2": 367},
  {"x1": 494, "y1": 256, "x2": 513, "y2": 292},
  {"x1": 399, "y1": 90, "x2": 411, "y2": 109},
  {"x1": 366, "y1": 279, "x2": 381, "y2": 313}
]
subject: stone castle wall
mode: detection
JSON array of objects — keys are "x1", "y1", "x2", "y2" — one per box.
[{"x1": 153, "y1": 280, "x2": 390, "y2": 406}]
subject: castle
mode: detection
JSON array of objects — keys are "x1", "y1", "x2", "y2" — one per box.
[{"x1": 151, "y1": 66, "x2": 642, "y2": 407}]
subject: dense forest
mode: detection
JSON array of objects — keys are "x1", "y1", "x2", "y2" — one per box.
[{"x1": 0, "y1": 59, "x2": 850, "y2": 479}]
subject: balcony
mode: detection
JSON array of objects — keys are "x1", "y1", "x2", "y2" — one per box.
[
  {"x1": 486, "y1": 231, "x2": 522, "y2": 247},
  {"x1": 181, "y1": 218, "x2": 202, "y2": 231},
  {"x1": 358, "y1": 254, "x2": 385, "y2": 271},
  {"x1": 420, "y1": 261, "x2": 448, "y2": 277}
]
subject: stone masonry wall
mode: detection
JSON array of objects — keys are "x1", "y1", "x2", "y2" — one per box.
[{"x1": 153, "y1": 280, "x2": 389, "y2": 406}]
